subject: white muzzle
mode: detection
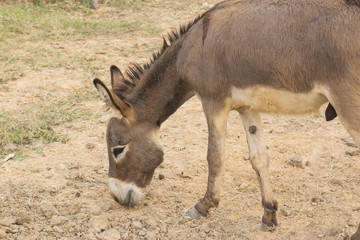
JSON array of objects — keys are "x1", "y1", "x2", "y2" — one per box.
[{"x1": 108, "y1": 178, "x2": 143, "y2": 207}]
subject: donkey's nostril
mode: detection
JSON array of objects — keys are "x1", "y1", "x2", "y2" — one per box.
[
  {"x1": 127, "y1": 190, "x2": 134, "y2": 207},
  {"x1": 112, "y1": 195, "x2": 120, "y2": 204}
]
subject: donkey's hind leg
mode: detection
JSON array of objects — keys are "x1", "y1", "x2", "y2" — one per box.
[
  {"x1": 238, "y1": 109, "x2": 278, "y2": 228},
  {"x1": 327, "y1": 75, "x2": 360, "y2": 147}
]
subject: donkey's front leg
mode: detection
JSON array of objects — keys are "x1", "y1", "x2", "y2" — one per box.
[
  {"x1": 239, "y1": 109, "x2": 278, "y2": 228},
  {"x1": 193, "y1": 98, "x2": 231, "y2": 217}
]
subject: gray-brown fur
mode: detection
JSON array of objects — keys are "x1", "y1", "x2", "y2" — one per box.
[
  {"x1": 94, "y1": 0, "x2": 360, "y2": 237},
  {"x1": 106, "y1": 117, "x2": 163, "y2": 188}
]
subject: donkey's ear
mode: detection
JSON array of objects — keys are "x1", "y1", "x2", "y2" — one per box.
[
  {"x1": 93, "y1": 78, "x2": 132, "y2": 119},
  {"x1": 110, "y1": 65, "x2": 124, "y2": 89}
]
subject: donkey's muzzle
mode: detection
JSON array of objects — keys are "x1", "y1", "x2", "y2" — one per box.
[{"x1": 108, "y1": 178, "x2": 143, "y2": 207}]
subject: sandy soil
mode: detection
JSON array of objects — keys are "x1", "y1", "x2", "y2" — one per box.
[{"x1": 1, "y1": 1, "x2": 360, "y2": 240}]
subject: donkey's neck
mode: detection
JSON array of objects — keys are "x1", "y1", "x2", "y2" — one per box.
[{"x1": 129, "y1": 41, "x2": 194, "y2": 125}]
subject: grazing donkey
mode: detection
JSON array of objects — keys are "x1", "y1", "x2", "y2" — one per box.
[{"x1": 94, "y1": 0, "x2": 360, "y2": 237}]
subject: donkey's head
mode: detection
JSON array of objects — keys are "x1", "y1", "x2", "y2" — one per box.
[{"x1": 93, "y1": 66, "x2": 163, "y2": 207}]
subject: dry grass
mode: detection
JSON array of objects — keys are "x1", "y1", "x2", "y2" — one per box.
[
  {"x1": 0, "y1": 0, "x2": 205, "y2": 159},
  {"x1": 0, "y1": 0, "x2": 160, "y2": 159}
]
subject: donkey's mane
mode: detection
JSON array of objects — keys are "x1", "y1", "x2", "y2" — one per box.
[{"x1": 114, "y1": 14, "x2": 204, "y2": 96}]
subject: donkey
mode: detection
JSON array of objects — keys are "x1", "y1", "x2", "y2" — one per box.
[{"x1": 94, "y1": 0, "x2": 360, "y2": 237}]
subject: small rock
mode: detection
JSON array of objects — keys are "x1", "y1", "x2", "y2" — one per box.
[
  {"x1": 328, "y1": 226, "x2": 339, "y2": 236},
  {"x1": 16, "y1": 213, "x2": 31, "y2": 225},
  {"x1": 59, "y1": 164, "x2": 67, "y2": 170},
  {"x1": 0, "y1": 229, "x2": 6, "y2": 239},
  {"x1": 138, "y1": 230, "x2": 146, "y2": 236},
  {"x1": 122, "y1": 232, "x2": 129, "y2": 239},
  {"x1": 53, "y1": 226, "x2": 63, "y2": 233},
  {"x1": 199, "y1": 231, "x2": 207, "y2": 238},
  {"x1": 305, "y1": 161, "x2": 311, "y2": 167},
  {"x1": 201, "y1": 2, "x2": 210, "y2": 9},
  {"x1": 31, "y1": 168, "x2": 41, "y2": 173},
  {"x1": 98, "y1": 229, "x2": 120, "y2": 240},
  {"x1": 343, "y1": 234, "x2": 350, "y2": 240},
  {"x1": 92, "y1": 206, "x2": 102, "y2": 215},
  {"x1": 86, "y1": 143, "x2": 96, "y2": 150},
  {"x1": 346, "y1": 140, "x2": 357, "y2": 148},
  {"x1": 50, "y1": 216, "x2": 68, "y2": 226},
  {"x1": 131, "y1": 221, "x2": 142, "y2": 230},
  {"x1": 49, "y1": 189, "x2": 57, "y2": 196},
  {"x1": 199, "y1": 223, "x2": 210, "y2": 233},
  {"x1": 0, "y1": 218, "x2": 15, "y2": 227},
  {"x1": 101, "y1": 201, "x2": 115, "y2": 212},
  {"x1": 191, "y1": 223, "x2": 198, "y2": 228},
  {"x1": 288, "y1": 156, "x2": 304, "y2": 168},
  {"x1": 347, "y1": 219, "x2": 357, "y2": 227},
  {"x1": 144, "y1": 218, "x2": 157, "y2": 230},
  {"x1": 311, "y1": 197, "x2": 324, "y2": 203},
  {"x1": 238, "y1": 183, "x2": 248, "y2": 190},
  {"x1": 158, "y1": 174, "x2": 165, "y2": 180},
  {"x1": 329, "y1": 179, "x2": 342, "y2": 186},
  {"x1": 279, "y1": 147, "x2": 288, "y2": 153},
  {"x1": 317, "y1": 234, "x2": 325, "y2": 238},
  {"x1": 346, "y1": 149, "x2": 359, "y2": 156},
  {"x1": 68, "y1": 204, "x2": 81, "y2": 215},
  {"x1": 98, "y1": 115, "x2": 110, "y2": 123},
  {"x1": 159, "y1": 223, "x2": 167, "y2": 233},
  {"x1": 281, "y1": 209, "x2": 291, "y2": 217},
  {"x1": 145, "y1": 232, "x2": 156, "y2": 240},
  {"x1": 90, "y1": 216, "x2": 110, "y2": 232},
  {"x1": 243, "y1": 155, "x2": 250, "y2": 161}
]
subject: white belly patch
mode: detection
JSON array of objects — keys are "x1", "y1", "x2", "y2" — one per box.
[{"x1": 230, "y1": 85, "x2": 329, "y2": 114}]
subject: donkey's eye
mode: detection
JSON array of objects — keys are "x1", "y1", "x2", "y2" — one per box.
[{"x1": 111, "y1": 146, "x2": 126, "y2": 161}]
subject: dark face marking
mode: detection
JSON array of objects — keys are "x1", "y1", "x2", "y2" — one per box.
[
  {"x1": 249, "y1": 125, "x2": 257, "y2": 134},
  {"x1": 106, "y1": 117, "x2": 164, "y2": 188}
]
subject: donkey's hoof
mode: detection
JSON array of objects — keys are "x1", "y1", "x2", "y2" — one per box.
[
  {"x1": 187, "y1": 207, "x2": 203, "y2": 220},
  {"x1": 260, "y1": 223, "x2": 277, "y2": 232}
]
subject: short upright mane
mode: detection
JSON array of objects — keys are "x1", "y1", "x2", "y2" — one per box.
[
  {"x1": 345, "y1": 0, "x2": 360, "y2": 7},
  {"x1": 114, "y1": 14, "x2": 204, "y2": 96}
]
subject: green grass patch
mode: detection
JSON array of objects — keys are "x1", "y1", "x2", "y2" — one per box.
[
  {"x1": 0, "y1": 3, "x2": 141, "y2": 41},
  {"x1": 0, "y1": 89, "x2": 104, "y2": 159}
]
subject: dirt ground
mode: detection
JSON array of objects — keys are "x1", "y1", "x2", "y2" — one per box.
[{"x1": 1, "y1": 1, "x2": 360, "y2": 240}]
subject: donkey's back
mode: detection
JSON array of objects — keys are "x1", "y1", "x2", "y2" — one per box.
[{"x1": 179, "y1": 0, "x2": 360, "y2": 108}]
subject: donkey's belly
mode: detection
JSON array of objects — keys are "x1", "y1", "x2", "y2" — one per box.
[{"x1": 230, "y1": 86, "x2": 328, "y2": 114}]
